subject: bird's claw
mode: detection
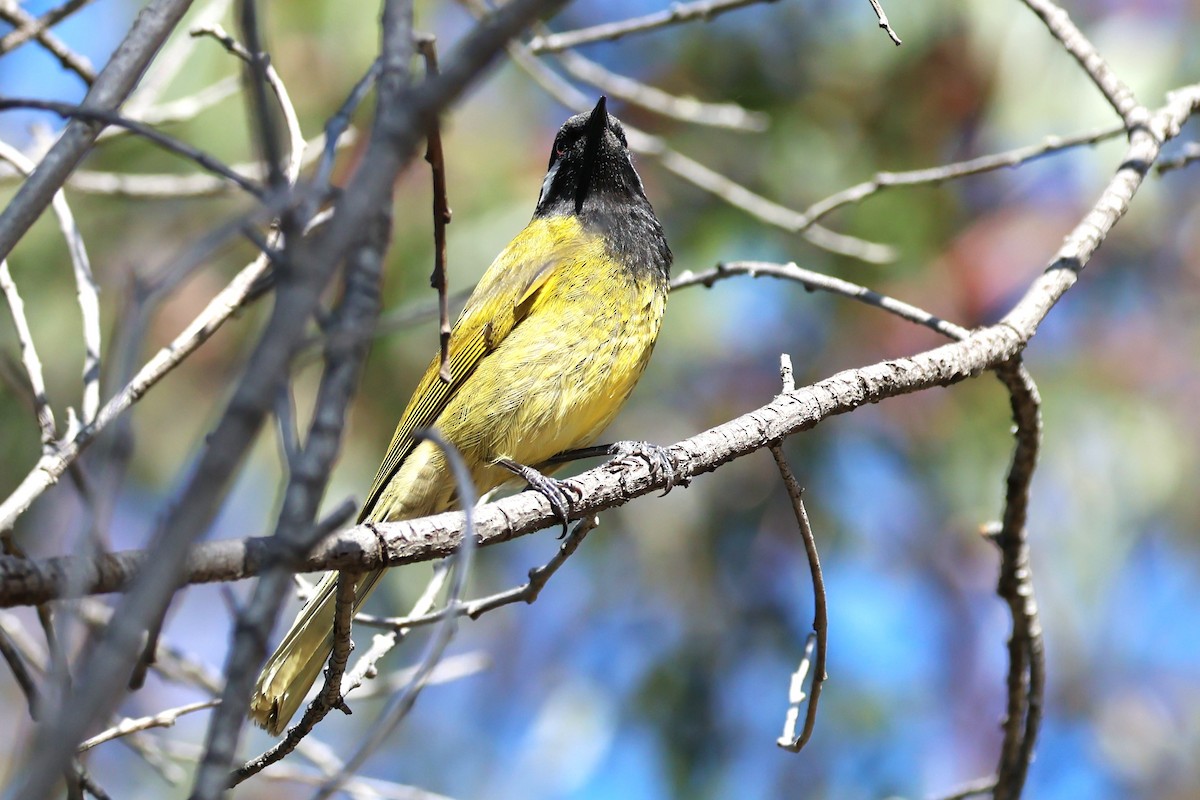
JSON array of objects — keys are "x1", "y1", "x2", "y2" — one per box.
[
  {"x1": 497, "y1": 458, "x2": 578, "y2": 537},
  {"x1": 609, "y1": 440, "x2": 677, "y2": 495}
]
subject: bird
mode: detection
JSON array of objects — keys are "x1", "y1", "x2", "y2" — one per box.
[{"x1": 249, "y1": 96, "x2": 673, "y2": 735}]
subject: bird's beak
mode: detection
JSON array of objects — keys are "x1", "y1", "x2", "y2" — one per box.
[
  {"x1": 584, "y1": 95, "x2": 608, "y2": 146},
  {"x1": 575, "y1": 96, "x2": 608, "y2": 212}
]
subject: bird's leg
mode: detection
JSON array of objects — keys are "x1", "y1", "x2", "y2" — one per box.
[
  {"x1": 545, "y1": 442, "x2": 678, "y2": 495},
  {"x1": 495, "y1": 458, "x2": 579, "y2": 536}
]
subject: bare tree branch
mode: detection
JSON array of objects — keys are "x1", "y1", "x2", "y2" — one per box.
[
  {"x1": 232, "y1": 567, "x2": 448, "y2": 785},
  {"x1": 309, "y1": 430, "x2": 479, "y2": 800},
  {"x1": 416, "y1": 35, "x2": 454, "y2": 384},
  {"x1": 78, "y1": 700, "x2": 220, "y2": 752},
  {"x1": 528, "y1": 0, "x2": 780, "y2": 53},
  {"x1": 552, "y1": 49, "x2": 769, "y2": 132},
  {"x1": 1020, "y1": 0, "x2": 1140, "y2": 126},
  {"x1": 0, "y1": 0, "x2": 95, "y2": 53},
  {"x1": 0, "y1": 140, "x2": 99, "y2": 429},
  {"x1": 990, "y1": 361, "x2": 1044, "y2": 800},
  {"x1": 0, "y1": 0, "x2": 96, "y2": 83},
  {"x1": 355, "y1": 515, "x2": 599, "y2": 632},
  {"x1": 0, "y1": 0, "x2": 197, "y2": 262},
  {"x1": 673, "y1": 260, "x2": 970, "y2": 341},
  {"x1": 865, "y1": 0, "x2": 901, "y2": 45},
  {"x1": 1156, "y1": 141, "x2": 1200, "y2": 174},
  {"x1": 0, "y1": 260, "x2": 56, "y2": 447},
  {"x1": 770, "y1": 446, "x2": 827, "y2": 753},
  {"x1": 799, "y1": 123, "x2": 1127, "y2": 226},
  {"x1": 0, "y1": 98, "x2": 265, "y2": 196},
  {"x1": 460, "y1": 0, "x2": 894, "y2": 263},
  {"x1": 6, "y1": 82, "x2": 1193, "y2": 609}
]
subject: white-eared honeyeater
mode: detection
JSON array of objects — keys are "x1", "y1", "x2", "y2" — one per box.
[{"x1": 250, "y1": 97, "x2": 672, "y2": 735}]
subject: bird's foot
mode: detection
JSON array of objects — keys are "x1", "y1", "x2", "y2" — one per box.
[
  {"x1": 608, "y1": 440, "x2": 677, "y2": 495},
  {"x1": 496, "y1": 458, "x2": 579, "y2": 536}
]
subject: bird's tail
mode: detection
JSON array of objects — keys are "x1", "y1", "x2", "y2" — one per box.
[{"x1": 249, "y1": 568, "x2": 384, "y2": 736}]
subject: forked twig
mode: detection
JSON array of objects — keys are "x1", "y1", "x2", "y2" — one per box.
[
  {"x1": 354, "y1": 514, "x2": 600, "y2": 631},
  {"x1": 769, "y1": 443, "x2": 827, "y2": 752}
]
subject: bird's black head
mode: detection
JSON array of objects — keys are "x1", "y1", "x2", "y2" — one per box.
[{"x1": 533, "y1": 96, "x2": 649, "y2": 220}]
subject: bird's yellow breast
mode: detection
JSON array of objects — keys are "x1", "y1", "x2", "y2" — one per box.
[{"x1": 369, "y1": 215, "x2": 667, "y2": 522}]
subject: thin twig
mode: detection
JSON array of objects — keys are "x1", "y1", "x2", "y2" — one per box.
[
  {"x1": 800, "y1": 122, "x2": 1127, "y2": 226},
  {"x1": 232, "y1": 567, "x2": 449, "y2": 786},
  {"x1": 417, "y1": 35, "x2": 454, "y2": 384},
  {"x1": 356, "y1": 515, "x2": 600, "y2": 631},
  {"x1": 233, "y1": 2, "x2": 287, "y2": 191},
  {"x1": 1156, "y1": 141, "x2": 1200, "y2": 175},
  {"x1": 865, "y1": 0, "x2": 901, "y2": 45},
  {"x1": 460, "y1": 0, "x2": 893, "y2": 263},
  {"x1": 0, "y1": 98, "x2": 265, "y2": 197},
  {"x1": 0, "y1": 622, "x2": 40, "y2": 718},
  {"x1": 937, "y1": 777, "x2": 999, "y2": 800},
  {"x1": 1019, "y1": 0, "x2": 1141, "y2": 126},
  {"x1": 0, "y1": 0, "x2": 95, "y2": 53},
  {"x1": 528, "y1": 0, "x2": 780, "y2": 53},
  {"x1": 673, "y1": 261, "x2": 970, "y2": 341},
  {"x1": 553, "y1": 49, "x2": 768, "y2": 132},
  {"x1": 0, "y1": 140, "x2": 100, "y2": 427},
  {"x1": 0, "y1": 0, "x2": 95, "y2": 83},
  {"x1": 274, "y1": 384, "x2": 302, "y2": 467},
  {"x1": 0, "y1": 0, "x2": 196, "y2": 265},
  {"x1": 307, "y1": 59, "x2": 381, "y2": 222},
  {"x1": 309, "y1": 430, "x2": 480, "y2": 800},
  {"x1": 769, "y1": 445, "x2": 827, "y2": 752},
  {"x1": 97, "y1": 75, "x2": 240, "y2": 138},
  {"x1": 78, "y1": 700, "x2": 220, "y2": 752},
  {"x1": 0, "y1": 260, "x2": 56, "y2": 446},
  {"x1": 42, "y1": 131, "x2": 353, "y2": 199}
]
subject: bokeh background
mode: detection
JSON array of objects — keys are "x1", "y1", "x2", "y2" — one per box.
[{"x1": 2, "y1": 0, "x2": 1200, "y2": 798}]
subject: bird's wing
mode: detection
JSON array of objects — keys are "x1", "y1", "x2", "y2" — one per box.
[{"x1": 358, "y1": 218, "x2": 597, "y2": 521}]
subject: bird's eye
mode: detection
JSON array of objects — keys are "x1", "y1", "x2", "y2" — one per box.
[{"x1": 555, "y1": 144, "x2": 566, "y2": 157}]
